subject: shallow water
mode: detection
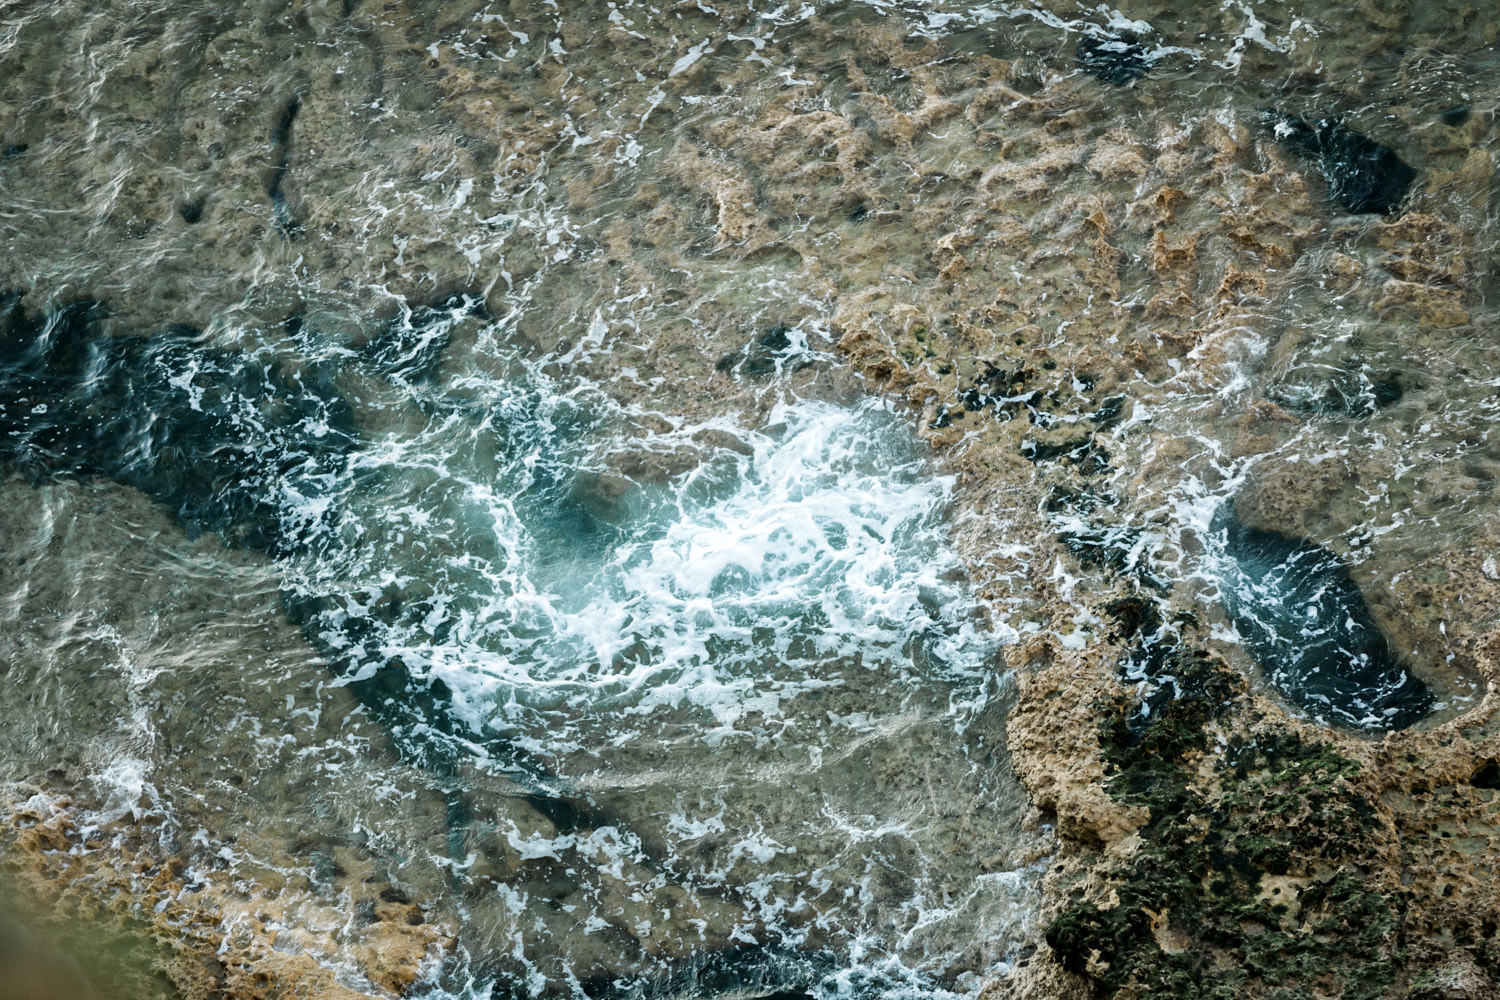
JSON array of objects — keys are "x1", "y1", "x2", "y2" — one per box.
[
  {"x1": 4, "y1": 0, "x2": 1500, "y2": 996},
  {"x1": 0, "y1": 293, "x2": 1042, "y2": 997},
  {"x1": 0, "y1": 870, "x2": 176, "y2": 1000}
]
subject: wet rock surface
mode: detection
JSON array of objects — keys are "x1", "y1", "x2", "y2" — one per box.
[{"x1": 2, "y1": 1, "x2": 1500, "y2": 998}]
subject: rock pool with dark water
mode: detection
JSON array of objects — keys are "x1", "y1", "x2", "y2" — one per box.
[
  {"x1": 1208, "y1": 503, "x2": 1433, "y2": 730},
  {"x1": 6, "y1": 1, "x2": 1500, "y2": 999}
]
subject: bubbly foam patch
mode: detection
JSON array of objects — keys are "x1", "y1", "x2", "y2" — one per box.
[
  {"x1": 285, "y1": 384, "x2": 999, "y2": 754},
  {"x1": 232, "y1": 331, "x2": 1037, "y2": 995}
]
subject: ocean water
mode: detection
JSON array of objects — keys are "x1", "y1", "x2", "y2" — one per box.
[
  {"x1": 0, "y1": 294, "x2": 1042, "y2": 997},
  {"x1": 3, "y1": 0, "x2": 1500, "y2": 996}
]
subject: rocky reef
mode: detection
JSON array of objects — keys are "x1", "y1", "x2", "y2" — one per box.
[{"x1": 3, "y1": 0, "x2": 1500, "y2": 998}]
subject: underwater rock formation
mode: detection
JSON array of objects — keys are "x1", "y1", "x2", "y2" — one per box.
[
  {"x1": 1211, "y1": 504, "x2": 1433, "y2": 730},
  {"x1": 1263, "y1": 112, "x2": 1416, "y2": 215}
]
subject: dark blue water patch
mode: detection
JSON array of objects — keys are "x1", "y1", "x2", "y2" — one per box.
[
  {"x1": 363, "y1": 293, "x2": 485, "y2": 385},
  {"x1": 0, "y1": 292, "x2": 594, "y2": 782},
  {"x1": 1210, "y1": 504, "x2": 1432, "y2": 731},
  {"x1": 0, "y1": 293, "x2": 355, "y2": 554},
  {"x1": 1076, "y1": 31, "x2": 1156, "y2": 85},
  {"x1": 1261, "y1": 111, "x2": 1415, "y2": 216},
  {"x1": 1268, "y1": 366, "x2": 1408, "y2": 420},
  {"x1": 575, "y1": 945, "x2": 832, "y2": 1000}
]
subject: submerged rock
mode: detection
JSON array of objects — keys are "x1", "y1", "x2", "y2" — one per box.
[
  {"x1": 1268, "y1": 366, "x2": 1407, "y2": 419},
  {"x1": 1262, "y1": 111, "x2": 1416, "y2": 215},
  {"x1": 714, "y1": 323, "x2": 810, "y2": 378},
  {"x1": 1211, "y1": 504, "x2": 1433, "y2": 730},
  {"x1": 1076, "y1": 32, "x2": 1155, "y2": 85}
]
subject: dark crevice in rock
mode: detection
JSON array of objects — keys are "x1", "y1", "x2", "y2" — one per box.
[
  {"x1": 1262, "y1": 111, "x2": 1416, "y2": 215},
  {"x1": 1211, "y1": 503, "x2": 1433, "y2": 731},
  {"x1": 179, "y1": 194, "x2": 205, "y2": 224},
  {"x1": 928, "y1": 402, "x2": 961, "y2": 428},
  {"x1": 1100, "y1": 596, "x2": 1223, "y2": 738},
  {"x1": 267, "y1": 93, "x2": 305, "y2": 237},
  {"x1": 1439, "y1": 104, "x2": 1471, "y2": 127},
  {"x1": 1092, "y1": 394, "x2": 1126, "y2": 429},
  {"x1": 1021, "y1": 434, "x2": 1107, "y2": 471},
  {"x1": 1473, "y1": 761, "x2": 1500, "y2": 790}
]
